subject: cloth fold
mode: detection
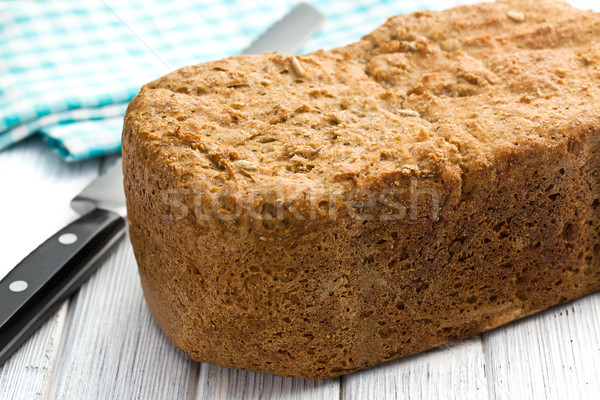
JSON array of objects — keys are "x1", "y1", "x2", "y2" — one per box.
[{"x1": 0, "y1": 0, "x2": 443, "y2": 161}]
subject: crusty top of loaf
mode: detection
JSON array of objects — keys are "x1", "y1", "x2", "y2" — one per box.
[{"x1": 125, "y1": 0, "x2": 600, "y2": 198}]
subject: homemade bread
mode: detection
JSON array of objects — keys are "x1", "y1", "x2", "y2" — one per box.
[{"x1": 123, "y1": 0, "x2": 600, "y2": 379}]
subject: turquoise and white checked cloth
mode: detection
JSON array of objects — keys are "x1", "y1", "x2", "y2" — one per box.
[{"x1": 1, "y1": 0, "x2": 455, "y2": 161}]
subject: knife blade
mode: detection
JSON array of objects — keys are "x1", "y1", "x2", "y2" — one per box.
[
  {"x1": 242, "y1": 2, "x2": 324, "y2": 55},
  {"x1": 0, "y1": 3, "x2": 324, "y2": 366}
]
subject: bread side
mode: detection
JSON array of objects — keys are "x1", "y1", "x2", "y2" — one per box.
[{"x1": 123, "y1": 0, "x2": 600, "y2": 379}]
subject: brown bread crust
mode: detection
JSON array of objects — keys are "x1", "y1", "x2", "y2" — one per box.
[{"x1": 123, "y1": 0, "x2": 600, "y2": 379}]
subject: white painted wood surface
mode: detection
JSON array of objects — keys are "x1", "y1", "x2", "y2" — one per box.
[
  {"x1": 483, "y1": 296, "x2": 600, "y2": 400},
  {"x1": 1, "y1": 1, "x2": 599, "y2": 399},
  {"x1": 196, "y1": 364, "x2": 340, "y2": 400},
  {"x1": 342, "y1": 337, "x2": 488, "y2": 400}
]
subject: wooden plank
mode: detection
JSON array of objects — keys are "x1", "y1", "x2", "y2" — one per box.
[
  {"x1": 196, "y1": 364, "x2": 340, "y2": 400},
  {"x1": 342, "y1": 336, "x2": 488, "y2": 400},
  {"x1": 0, "y1": 137, "x2": 100, "y2": 399},
  {"x1": 483, "y1": 295, "x2": 600, "y2": 400},
  {"x1": 0, "y1": 304, "x2": 69, "y2": 400},
  {"x1": 48, "y1": 239, "x2": 198, "y2": 399}
]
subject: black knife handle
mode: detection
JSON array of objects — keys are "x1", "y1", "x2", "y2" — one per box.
[{"x1": 0, "y1": 208, "x2": 126, "y2": 365}]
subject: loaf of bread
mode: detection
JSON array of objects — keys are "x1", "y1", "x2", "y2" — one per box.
[{"x1": 122, "y1": 0, "x2": 600, "y2": 379}]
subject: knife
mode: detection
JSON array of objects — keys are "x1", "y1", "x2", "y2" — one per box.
[{"x1": 0, "y1": 2, "x2": 324, "y2": 366}]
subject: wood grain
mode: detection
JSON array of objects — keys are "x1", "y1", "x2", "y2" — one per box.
[
  {"x1": 0, "y1": 305, "x2": 69, "y2": 400},
  {"x1": 482, "y1": 295, "x2": 600, "y2": 400},
  {"x1": 196, "y1": 364, "x2": 340, "y2": 400},
  {"x1": 342, "y1": 336, "x2": 488, "y2": 400},
  {"x1": 47, "y1": 240, "x2": 198, "y2": 399}
]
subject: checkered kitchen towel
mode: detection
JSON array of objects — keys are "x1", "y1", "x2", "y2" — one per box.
[{"x1": 1, "y1": 0, "x2": 458, "y2": 161}]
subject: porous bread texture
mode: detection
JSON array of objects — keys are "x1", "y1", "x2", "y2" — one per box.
[{"x1": 123, "y1": 0, "x2": 600, "y2": 379}]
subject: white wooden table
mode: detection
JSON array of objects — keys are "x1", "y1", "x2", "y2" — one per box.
[{"x1": 1, "y1": 1, "x2": 600, "y2": 398}]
